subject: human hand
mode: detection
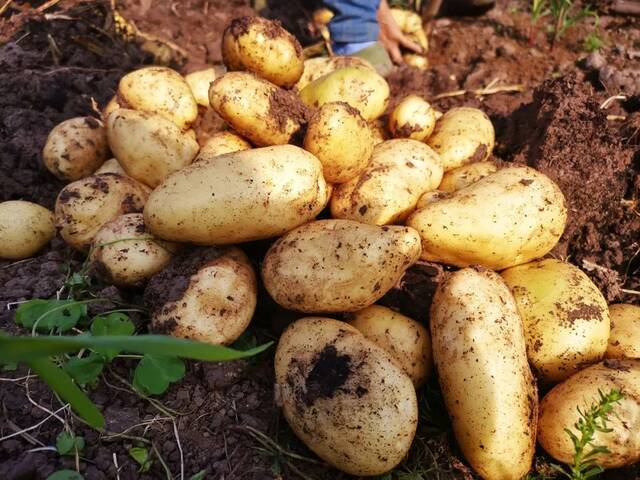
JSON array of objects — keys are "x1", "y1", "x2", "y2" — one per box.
[{"x1": 377, "y1": 0, "x2": 424, "y2": 64}]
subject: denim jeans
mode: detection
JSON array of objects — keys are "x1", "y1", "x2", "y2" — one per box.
[{"x1": 324, "y1": 0, "x2": 381, "y2": 45}]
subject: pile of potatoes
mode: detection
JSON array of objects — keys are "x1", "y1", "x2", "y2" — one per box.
[{"x1": 2, "y1": 14, "x2": 639, "y2": 479}]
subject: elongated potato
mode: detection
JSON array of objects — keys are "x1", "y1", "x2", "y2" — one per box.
[
  {"x1": 606, "y1": 304, "x2": 640, "y2": 359},
  {"x1": 196, "y1": 131, "x2": 251, "y2": 159},
  {"x1": 538, "y1": 359, "x2": 640, "y2": 469},
  {"x1": 295, "y1": 56, "x2": 375, "y2": 91},
  {"x1": 0, "y1": 201, "x2": 55, "y2": 260},
  {"x1": 430, "y1": 267, "x2": 537, "y2": 480},
  {"x1": 185, "y1": 67, "x2": 221, "y2": 107},
  {"x1": 439, "y1": 161, "x2": 498, "y2": 192},
  {"x1": 275, "y1": 317, "x2": 418, "y2": 475},
  {"x1": 331, "y1": 139, "x2": 443, "y2": 225},
  {"x1": 389, "y1": 95, "x2": 436, "y2": 141},
  {"x1": 145, "y1": 145, "x2": 328, "y2": 245},
  {"x1": 94, "y1": 158, "x2": 127, "y2": 176},
  {"x1": 262, "y1": 219, "x2": 421, "y2": 312},
  {"x1": 407, "y1": 166, "x2": 567, "y2": 269}
]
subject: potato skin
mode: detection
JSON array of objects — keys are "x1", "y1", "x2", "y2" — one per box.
[
  {"x1": 538, "y1": 359, "x2": 640, "y2": 469},
  {"x1": 196, "y1": 131, "x2": 251, "y2": 159},
  {"x1": 388, "y1": 95, "x2": 436, "y2": 141},
  {"x1": 262, "y1": 219, "x2": 421, "y2": 313},
  {"x1": 407, "y1": 166, "x2": 567, "y2": 269},
  {"x1": 430, "y1": 268, "x2": 537, "y2": 480},
  {"x1": 331, "y1": 139, "x2": 444, "y2": 225},
  {"x1": 185, "y1": 67, "x2": 221, "y2": 107},
  {"x1": 275, "y1": 317, "x2": 418, "y2": 475},
  {"x1": 501, "y1": 259, "x2": 610, "y2": 383},
  {"x1": 605, "y1": 304, "x2": 640, "y2": 359},
  {"x1": 439, "y1": 161, "x2": 498, "y2": 192},
  {"x1": 94, "y1": 158, "x2": 127, "y2": 176},
  {"x1": 0, "y1": 201, "x2": 55, "y2": 260},
  {"x1": 145, "y1": 145, "x2": 328, "y2": 245},
  {"x1": 295, "y1": 56, "x2": 375, "y2": 91}
]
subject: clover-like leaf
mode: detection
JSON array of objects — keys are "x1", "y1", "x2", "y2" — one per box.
[
  {"x1": 47, "y1": 470, "x2": 84, "y2": 480},
  {"x1": 129, "y1": 446, "x2": 153, "y2": 473},
  {"x1": 64, "y1": 353, "x2": 105, "y2": 385},
  {"x1": 90, "y1": 313, "x2": 135, "y2": 360},
  {"x1": 133, "y1": 354, "x2": 185, "y2": 395},
  {"x1": 56, "y1": 431, "x2": 85, "y2": 456},
  {"x1": 15, "y1": 299, "x2": 86, "y2": 333}
]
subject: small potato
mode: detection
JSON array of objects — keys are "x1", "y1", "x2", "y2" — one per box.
[
  {"x1": 403, "y1": 53, "x2": 428, "y2": 70},
  {"x1": 606, "y1": 304, "x2": 640, "y2": 359},
  {"x1": 222, "y1": 17, "x2": 303, "y2": 88},
  {"x1": 275, "y1": 317, "x2": 418, "y2": 475},
  {"x1": 415, "y1": 190, "x2": 451, "y2": 209},
  {"x1": 295, "y1": 56, "x2": 375, "y2": 91},
  {"x1": 209, "y1": 72, "x2": 307, "y2": 146},
  {"x1": 94, "y1": 158, "x2": 127, "y2": 176},
  {"x1": 55, "y1": 174, "x2": 150, "y2": 251},
  {"x1": 0, "y1": 201, "x2": 55, "y2": 260},
  {"x1": 262, "y1": 219, "x2": 421, "y2": 313},
  {"x1": 331, "y1": 139, "x2": 443, "y2": 225},
  {"x1": 430, "y1": 267, "x2": 537, "y2": 480},
  {"x1": 389, "y1": 95, "x2": 436, "y2": 141},
  {"x1": 502, "y1": 259, "x2": 610, "y2": 383},
  {"x1": 146, "y1": 247, "x2": 257, "y2": 345},
  {"x1": 43, "y1": 117, "x2": 109, "y2": 181},
  {"x1": 90, "y1": 214, "x2": 177, "y2": 287},
  {"x1": 299, "y1": 67, "x2": 390, "y2": 121},
  {"x1": 117, "y1": 66, "x2": 198, "y2": 130},
  {"x1": 102, "y1": 96, "x2": 120, "y2": 121},
  {"x1": 407, "y1": 166, "x2": 567, "y2": 269},
  {"x1": 427, "y1": 107, "x2": 495, "y2": 171},
  {"x1": 348, "y1": 305, "x2": 432, "y2": 387},
  {"x1": 107, "y1": 109, "x2": 199, "y2": 188},
  {"x1": 196, "y1": 131, "x2": 251, "y2": 159},
  {"x1": 185, "y1": 67, "x2": 222, "y2": 107},
  {"x1": 303, "y1": 102, "x2": 373, "y2": 183},
  {"x1": 538, "y1": 359, "x2": 640, "y2": 469},
  {"x1": 438, "y1": 161, "x2": 498, "y2": 192}
]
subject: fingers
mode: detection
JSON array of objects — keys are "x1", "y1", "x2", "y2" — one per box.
[
  {"x1": 398, "y1": 34, "x2": 423, "y2": 55},
  {"x1": 387, "y1": 40, "x2": 404, "y2": 64}
]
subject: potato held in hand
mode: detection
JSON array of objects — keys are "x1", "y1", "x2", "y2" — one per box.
[
  {"x1": 0, "y1": 201, "x2": 55, "y2": 260},
  {"x1": 389, "y1": 95, "x2": 436, "y2": 141},
  {"x1": 606, "y1": 304, "x2": 640, "y2": 359}
]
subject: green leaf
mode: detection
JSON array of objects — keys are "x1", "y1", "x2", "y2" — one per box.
[
  {"x1": 133, "y1": 355, "x2": 185, "y2": 395},
  {"x1": 189, "y1": 470, "x2": 207, "y2": 480},
  {"x1": 129, "y1": 446, "x2": 153, "y2": 473},
  {"x1": 90, "y1": 313, "x2": 135, "y2": 360},
  {"x1": 1, "y1": 361, "x2": 18, "y2": 371},
  {"x1": 56, "y1": 431, "x2": 85, "y2": 456},
  {"x1": 64, "y1": 353, "x2": 105, "y2": 385},
  {"x1": 15, "y1": 300, "x2": 86, "y2": 333},
  {"x1": 46, "y1": 470, "x2": 84, "y2": 480}
]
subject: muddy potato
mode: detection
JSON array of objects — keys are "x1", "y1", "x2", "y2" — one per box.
[
  {"x1": 389, "y1": 95, "x2": 436, "y2": 141},
  {"x1": 439, "y1": 161, "x2": 498, "y2": 192},
  {"x1": 185, "y1": 67, "x2": 222, "y2": 107},
  {"x1": 262, "y1": 219, "x2": 421, "y2": 312},
  {"x1": 538, "y1": 359, "x2": 640, "y2": 469},
  {"x1": 407, "y1": 166, "x2": 567, "y2": 269},
  {"x1": 295, "y1": 56, "x2": 375, "y2": 91},
  {"x1": 0, "y1": 201, "x2": 55, "y2": 260},
  {"x1": 427, "y1": 107, "x2": 495, "y2": 171},
  {"x1": 606, "y1": 304, "x2": 640, "y2": 359},
  {"x1": 369, "y1": 119, "x2": 388, "y2": 145},
  {"x1": 94, "y1": 158, "x2": 127, "y2": 176},
  {"x1": 430, "y1": 267, "x2": 537, "y2": 480},
  {"x1": 43, "y1": 117, "x2": 109, "y2": 181},
  {"x1": 196, "y1": 131, "x2": 251, "y2": 159},
  {"x1": 275, "y1": 317, "x2": 418, "y2": 475},
  {"x1": 349, "y1": 305, "x2": 432, "y2": 387},
  {"x1": 331, "y1": 139, "x2": 443, "y2": 225}
]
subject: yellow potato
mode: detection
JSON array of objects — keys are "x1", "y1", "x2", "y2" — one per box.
[
  {"x1": 369, "y1": 119, "x2": 388, "y2": 145},
  {"x1": 439, "y1": 161, "x2": 498, "y2": 192},
  {"x1": 403, "y1": 53, "x2": 429, "y2": 70},
  {"x1": 331, "y1": 139, "x2": 443, "y2": 225},
  {"x1": 0, "y1": 201, "x2": 55, "y2": 260},
  {"x1": 185, "y1": 67, "x2": 222, "y2": 107},
  {"x1": 407, "y1": 166, "x2": 567, "y2": 269},
  {"x1": 262, "y1": 219, "x2": 421, "y2": 312},
  {"x1": 430, "y1": 267, "x2": 537, "y2": 480},
  {"x1": 275, "y1": 317, "x2": 418, "y2": 475},
  {"x1": 196, "y1": 131, "x2": 251, "y2": 159},
  {"x1": 389, "y1": 95, "x2": 436, "y2": 141},
  {"x1": 415, "y1": 190, "x2": 451, "y2": 209},
  {"x1": 102, "y1": 95, "x2": 120, "y2": 121},
  {"x1": 605, "y1": 304, "x2": 640, "y2": 359},
  {"x1": 94, "y1": 158, "x2": 127, "y2": 176},
  {"x1": 295, "y1": 56, "x2": 375, "y2": 91}
]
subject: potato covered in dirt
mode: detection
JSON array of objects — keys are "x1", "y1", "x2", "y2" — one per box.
[
  {"x1": 331, "y1": 139, "x2": 443, "y2": 225},
  {"x1": 606, "y1": 304, "x2": 640, "y2": 359},
  {"x1": 0, "y1": 201, "x2": 55, "y2": 260},
  {"x1": 538, "y1": 359, "x2": 640, "y2": 469},
  {"x1": 388, "y1": 95, "x2": 436, "y2": 141},
  {"x1": 222, "y1": 16, "x2": 303, "y2": 88},
  {"x1": 407, "y1": 166, "x2": 567, "y2": 269},
  {"x1": 145, "y1": 246, "x2": 257, "y2": 345},
  {"x1": 438, "y1": 161, "x2": 498, "y2": 192},
  {"x1": 94, "y1": 158, "x2": 127, "y2": 176},
  {"x1": 43, "y1": 117, "x2": 109, "y2": 181},
  {"x1": 262, "y1": 219, "x2": 421, "y2": 313},
  {"x1": 430, "y1": 267, "x2": 537, "y2": 480},
  {"x1": 185, "y1": 67, "x2": 221, "y2": 107},
  {"x1": 196, "y1": 131, "x2": 251, "y2": 159},
  {"x1": 275, "y1": 317, "x2": 418, "y2": 475},
  {"x1": 295, "y1": 56, "x2": 375, "y2": 91}
]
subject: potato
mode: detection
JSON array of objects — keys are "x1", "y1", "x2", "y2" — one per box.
[
  {"x1": 222, "y1": 16, "x2": 303, "y2": 88},
  {"x1": 501, "y1": 259, "x2": 610, "y2": 383},
  {"x1": 94, "y1": 158, "x2": 127, "y2": 176},
  {"x1": 146, "y1": 247, "x2": 257, "y2": 345},
  {"x1": 185, "y1": 67, "x2": 222, "y2": 107},
  {"x1": 369, "y1": 119, "x2": 388, "y2": 145},
  {"x1": 299, "y1": 67, "x2": 390, "y2": 121},
  {"x1": 538, "y1": 359, "x2": 640, "y2": 469},
  {"x1": 106, "y1": 109, "x2": 199, "y2": 188},
  {"x1": 348, "y1": 305, "x2": 432, "y2": 387},
  {"x1": 605, "y1": 304, "x2": 640, "y2": 359},
  {"x1": 415, "y1": 190, "x2": 451, "y2": 209},
  {"x1": 331, "y1": 139, "x2": 443, "y2": 225},
  {"x1": 102, "y1": 96, "x2": 120, "y2": 121},
  {"x1": 117, "y1": 66, "x2": 197, "y2": 130},
  {"x1": 303, "y1": 102, "x2": 373, "y2": 183},
  {"x1": 427, "y1": 107, "x2": 495, "y2": 171},
  {"x1": 0, "y1": 201, "x2": 55, "y2": 260},
  {"x1": 439, "y1": 161, "x2": 498, "y2": 192},
  {"x1": 90, "y1": 214, "x2": 177, "y2": 287},
  {"x1": 56, "y1": 173, "x2": 150, "y2": 251},
  {"x1": 196, "y1": 131, "x2": 251, "y2": 159},
  {"x1": 390, "y1": 8, "x2": 426, "y2": 43},
  {"x1": 295, "y1": 56, "x2": 375, "y2": 91},
  {"x1": 407, "y1": 166, "x2": 567, "y2": 269},
  {"x1": 145, "y1": 145, "x2": 328, "y2": 245},
  {"x1": 262, "y1": 219, "x2": 421, "y2": 313},
  {"x1": 43, "y1": 117, "x2": 109, "y2": 181},
  {"x1": 389, "y1": 95, "x2": 436, "y2": 141},
  {"x1": 275, "y1": 317, "x2": 418, "y2": 475},
  {"x1": 430, "y1": 267, "x2": 537, "y2": 480},
  {"x1": 403, "y1": 53, "x2": 428, "y2": 70},
  {"x1": 209, "y1": 72, "x2": 307, "y2": 146}
]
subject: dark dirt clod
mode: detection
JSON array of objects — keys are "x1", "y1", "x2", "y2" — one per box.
[
  {"x1": 304, "y1": 345, "x2": 351, "y2": 406},
  {"x1": 268, "y1": 86, "x2": 309, "y2": 131}
]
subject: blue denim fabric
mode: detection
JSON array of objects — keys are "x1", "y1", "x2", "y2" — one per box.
[
  {"x1": 324, "y1": 0, "x2": 381, "y2": 43},
  {"x1": 333, "y1": 40, "x2": 376, "y2": 55}
]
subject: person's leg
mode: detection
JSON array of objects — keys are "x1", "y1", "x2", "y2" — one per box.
[{"x1": 323, "y1": 0, "x2": 381, "y2": 55}]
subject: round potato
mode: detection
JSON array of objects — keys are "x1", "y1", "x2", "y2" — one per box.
[
  {"x1": 262, "y1": 219, "x2": 421, "y2": 313},
  {"x1": 43, "y1": 117, "x2": 109, "y2": 181},
  {"x1": 303, "y1": 101, "x2": 373, "y2": 183},
  {"x1": 0, "y1": 201, "x2": 55, "y2": 260},
  {"x1": 94, "y1": 158, "x2": 127, "y2": 176},
  {"x1": 185, "y1": 67, "x2": 222, "y2": 107},
  {"x1": 222, "y1": 16, "x2": 303, "y2": 88},
  {"x1": 407, "y1": 166, "x2": 567, "y2": 269},
  {"x1": 295, "y1": 56, "x2": 375, "y2": 91},
  {"x1": 389, "y1": 95, "x2": 436, "y2": 141},
  {"x1": 275, "y1": 317, "x2": 418, "y2": 475},
  {"x1": 538, "y1": 359, "x2": 640, "y2": 469},
  {"x1": 415, "y1": 190, "x2": 451, "y2": 209},
  {"x1": 331, "y1": 139, "x2": 443, "y2": 225},
  {"x1": 605, "y1": 304, "x2": 640, "y2": 359},
  {"x1": 427, "y1": 107, "x2": 495, "y2": 171},
  {"x1": 348, "y1": 305, "x2": 432, "y2": 387},
  {"x1": 403, "y1": 53, "x2": 428, "y2": 70},
  {"x1": 430, "y1": 267, "x2": 537, "y2": 479},
  {"x1": 438, "y1": 161, "x2": 498, "y2": 192},
  {"x1": 196, "y1": 131, "x2": 251, "y2": 159}
]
